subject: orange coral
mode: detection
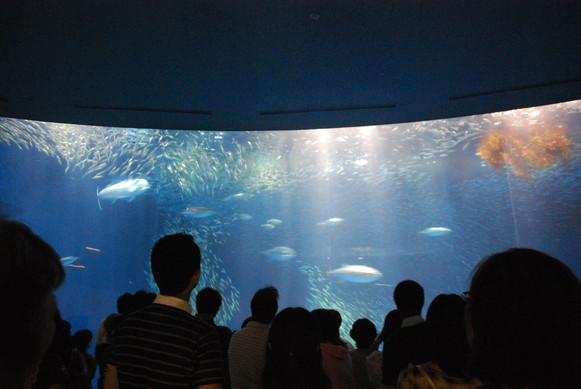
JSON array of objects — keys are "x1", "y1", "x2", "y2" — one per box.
[{"x1": 477, "y1": 125, "x2": 572, "y2": 177}]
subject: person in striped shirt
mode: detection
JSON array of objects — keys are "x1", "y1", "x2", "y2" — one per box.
[{"x1": 105, "y1": 233, "x2": 224, "y2": 389}]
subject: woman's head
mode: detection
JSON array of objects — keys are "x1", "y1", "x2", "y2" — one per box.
[
  {"x1": 468, "y1": 248, "x2": 581, "y2": 388},
  {"x1": 263, "y1": 307, "x2": 329, "y2": 389},
  {"x1": 311, "y1": 308, "x2": 342, "y2": 345}
]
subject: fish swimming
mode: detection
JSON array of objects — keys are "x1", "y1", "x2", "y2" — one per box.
[
  {"x1": 235, "y1": 213, "x2": 253, "y2": 221},
  {"x1": 60, "y1": 256, "x2": 79, "y2": 266},
  {"x1": 182, "y1": 207, "x2": 215, "y2": 218},
  {"x1": 419, "y1": 227, "x2": 453, "y2": 236},
  {"x1": 266, "y1": 219, "x2": 283, "y2": 226},
  {"x1": 260, "y1": 223, "x2": 276, "y2": 231},
  {"x1": 222, "y1": 193, "x2": 253, "y2": 202},
  {"x1": 262, "y1": 246, "x2": 297, "y2": 261},
  {"x1": 97, "y1": 178, "x2": 151, "y2": 200},
  {"x1": 329, "y1": 265, "x2": 383, "y2": 283},
  {"x1": 317, "y1": 217, "x2": 345, "y2": 226}
]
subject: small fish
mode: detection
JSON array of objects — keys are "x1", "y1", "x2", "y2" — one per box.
[
  {"x1": 261, "y1": 223, "x2": 276, "y2": 230},
  {"x1": 329, "y1": 265, "x2": 383, "y2": 283},
  {"x1": 182, "y1": 207, "x2": 215, "y2": 218},
  {"x1": 266, "y1": 219, "x2": 282, "y2": 226},
  {"x1": 60, "y1": 256, "x2": 79, "y2": 266},
  {"x1": 66, "y1": 264, "x2": 86, "y2": 269},
  {"x1": 222, "y1": 193, "x2": 253, "y2": 202},
  {"x1": 419, "y1": 227, "x2": 453, "y2": 236},
  {"x1": 97, "y1": 178, "x2": 150, "y2": 200},
  {"x1": 235, "y1": 213, "x2": 253, "y2": 221},
  {"x1": 263, "y1": 246, "x2": 297, "y2": 261},
  {"x1": 317, "y1": 217, "x2": 345, "y2": 226}
]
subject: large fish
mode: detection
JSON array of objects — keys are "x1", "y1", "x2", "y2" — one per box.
[
  {"x1": 182, "y1": 207, "x2": 215, "y2": 218},
  {"x1": 418, "y1": 227, "x2": 453, "y2": 236},
  {"x1": 329, "y1": 265, "x2": 383, "y2": 283},
  {"x1": 262, "y1": 246, "x2": 297, "y2": 261},
  {"x1": 97, "y1": 178, "x2": 150, "y2": 200}
]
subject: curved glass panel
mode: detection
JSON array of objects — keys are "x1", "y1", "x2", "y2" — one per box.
[{"x1": 1, "y1": 100, "x2": 579, "y2": 339}]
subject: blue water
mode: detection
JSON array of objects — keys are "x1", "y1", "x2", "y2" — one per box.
[{"x1": 0, "y1": 100, "x2": 579, "y2": 341}]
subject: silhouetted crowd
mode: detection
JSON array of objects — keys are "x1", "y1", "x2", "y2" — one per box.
[{"x1": 1, "y1": 219, "x2": 580, "y2": 389}]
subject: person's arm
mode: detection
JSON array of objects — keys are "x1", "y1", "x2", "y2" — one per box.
[
  {"x1": 368, "y1": 331, "x2": 383, "y2": 354},
  {"x1": 103, "y1": 364, "x2": 119, "y2": 389}
]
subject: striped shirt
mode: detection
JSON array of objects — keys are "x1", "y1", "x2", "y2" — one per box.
[{"x1": 109, "y1": 303, "x2": 224, "y2": 388}]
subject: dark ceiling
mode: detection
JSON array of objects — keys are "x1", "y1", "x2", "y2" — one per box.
[{"x1": 1, "y1": 1, "x2": 580, "y2": 131}]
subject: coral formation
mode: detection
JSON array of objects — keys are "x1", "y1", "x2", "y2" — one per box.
[{"x1": 477, "y1": 125, "x2": 572, "y2": 177}]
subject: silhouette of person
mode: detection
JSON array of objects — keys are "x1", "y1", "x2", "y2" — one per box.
[
  {"x1": 196, "y1": 287, "x2": 233, "y2": 388},
  {"x1": 382, "y1": 280, "x2": 433, "y2": 387},
  {"x1": 0, "y1": 219, "x2": 65, "y2": 389},
  {"x1": 367, "y1": 310, "x2": 402, "y2": 389},
  {"x1": 397, "y1": 294, "x2": 480, "y2": 389},
  {"x1": 67, "y1": 329, "x2": 97, "y2": 389},
  {"x1": 262, "y1": 307, "x2": 331, "y2": 389},
  {"x1": 467, "y1": 248, "x2": 581, "y2": 389},
  {"x1": 105, "y1": 233, "x2": 223, "y2": 389},
  {"x1": 228, "y1": 286, "x2": 279, "y2": 389},
  {"x1": 312, "y1": 308, "x2": 356, "y2": 389},
  {"x1": 349, "y1": 318, "x2": 377, "y2": 389}
]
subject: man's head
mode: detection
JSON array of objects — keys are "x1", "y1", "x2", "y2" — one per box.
[
  {"x1": 393, "y1": 280, "x2": 424, "y2": 318},
  {"x1": 151, "y1": 233, "x2": 201, "y2": 297},
  {"x1": 250, "y1": 286, "x2": 279, "y2": 325},
  {"x1": 196, "y1": 287, "x2": 222, "y2": 317},
  {"x1": 0, "y1": 219, "x2": 65, "y2": 388}
]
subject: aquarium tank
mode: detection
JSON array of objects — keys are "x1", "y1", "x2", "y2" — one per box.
[{"x1": 0, "y1": 100, "x2": 579, "y2": 340}]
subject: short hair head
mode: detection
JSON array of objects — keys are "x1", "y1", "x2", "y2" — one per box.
[
  {"x1": 0, "y1": 219, "x2": 65, "y2": 388},
  {"x1": 393, "y1": 280, "x2": 424, "y2": 318},
  {"x1": 196, "y1": 287, "x2": 222, "y2": 317},
  {"x1": 350, "y1": 318, "x2": 377, "y2": 349},
  {"x1": 116, "y1": 292, "x2": 133, "y2": 314},
  {"x1": 468, "y1": 248, "x2": 581, "y2": 388},
  {"x1": 250, "y1": 286, "x2": 279, "y2": 324},
  {"x1": 127, "y1": 290, "x2": 157, "y2": 313},
  {"x1": 71, "y1": 329, "x2": 93, "y2": 352},
  {"x1": 151, "y1": 233, "x2": 201, "y2": 296}
]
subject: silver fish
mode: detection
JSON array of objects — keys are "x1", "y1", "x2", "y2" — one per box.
[{"x1": 97, "y1": 178, "x2": 150, "y2": 200}]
